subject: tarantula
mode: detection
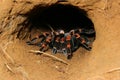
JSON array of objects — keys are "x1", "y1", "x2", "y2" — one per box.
[{"x1": 26, "y1": 27, "x2": 95, "y2": 59}]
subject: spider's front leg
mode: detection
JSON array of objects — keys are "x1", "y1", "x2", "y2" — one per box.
[
  {"x1": 26, "y1": 32, "x2": 49, "y2": 46},
  {"x1": 26, "y1": 37, "x2": 38, "y2": 45},
  {"x1": 51, "y1": 31, "x2": 61, "y2": 54},
  {"x1": 39, "y1": 42, "x2": 49, "y2": 52},
  {"x1": 81, "y1": 39, "x2": 92, "y2": 51},
  {"x1": 52, "y1": 37, "x2": 60, "y2": 54},
  {"x1": 69, "y1": 28, "x2": 95, "y2": 35},
  {"x1": 63, "y1": 34, "x2": 73, "y2": 59},
  {"x1": 65, "y1": 42, "x2": 73, "y2": 59},
  {"x1": 78, "y1": 28, "x2": 95, "y2": 35}
]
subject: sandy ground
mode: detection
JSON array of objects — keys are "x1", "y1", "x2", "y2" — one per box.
[
  {"x1": 0, "y1": 0, "x2": 120, "y2": 80},
  {"x1": 0, "y1": 38, "x2": 92, "y2": 80}
]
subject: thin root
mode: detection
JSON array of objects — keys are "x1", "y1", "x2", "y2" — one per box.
[
  {"x1": 29, "y1": 50, "x2": 69, "y2": 65},
  {"x1": 0, "y1": 41, "x2": 14, "y2": 64},
  {"x1": 5, "y1": 63, "x2": 15, "y2": 73},
  {"x1": 105, "y1": 67, "x2": 120, "y2": 73},
  {"x1": 5, "y1": 63, "x2": 29, "y2": 80}
]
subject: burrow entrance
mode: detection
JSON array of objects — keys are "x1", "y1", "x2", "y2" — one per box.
[{"x1": 17, "y1": 3, "x2": 96, "y2": 40}]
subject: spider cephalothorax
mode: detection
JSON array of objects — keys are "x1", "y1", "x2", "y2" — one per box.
[{"x1": 26, "y1": 27, "x2": 95, "y2": 59}]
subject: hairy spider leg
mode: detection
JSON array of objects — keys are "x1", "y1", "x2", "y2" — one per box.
[
  {"x1": 39, "y1": 35, "x2": 52, "y2": 52},
  {"x1": 70, "y1": 29, "x2": 93, "y2": 46},
  {"x1": 35, "y1": 32, "x2": 50, "y2": 46},
  {"x1": 76, "y1": 28, "x2": 95, "y2": 35},
  {"x1": 26, "y1": 37, "x2": 38, "y2": 45},
  {"x1": 65, "y1": 33, "x2": 73, "y2": 59},
  {"x1": 75, "y1": 33, "x2": 91, "y2": 51},
  {"x1": 60, "y1": 36, "x2": 66, "y2": 51},
  {"x1": 52, "y1": 31, "x2": 66, "y2": 54},
  {"x1": 26, "y1": 32, "x2": 50, "y2": 46},
  {"x1": 81, "y1": 28, "x2": 95, "y2": 34},
  {"x1": 52, "y1": 35, "x2": 60, "y2": 54}
]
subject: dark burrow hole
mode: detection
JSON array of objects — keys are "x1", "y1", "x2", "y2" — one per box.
[
  {"x1": 17, "y1": 3, "x2": 96, "y2": 59},
  {"x1": 18, "y1": 3, "x2": 96, "y2": 39}
]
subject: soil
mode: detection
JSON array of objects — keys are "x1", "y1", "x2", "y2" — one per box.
[{"x1": 0, "y1": 0, "x2": 120, "y2": 80}]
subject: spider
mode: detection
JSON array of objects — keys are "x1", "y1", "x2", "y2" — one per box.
[{"x1": 26, "y1": 27, "x2": 95, "y2": 59}]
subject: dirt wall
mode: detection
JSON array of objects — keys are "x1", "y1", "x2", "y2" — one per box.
[{"x1": 0, "y1": 0, "x2": 120, "y2": 80}]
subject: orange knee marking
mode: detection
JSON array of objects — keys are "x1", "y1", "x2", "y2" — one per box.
[
  {"x1": 67, "y1": 43, "x2": 71, "y2": 48},
  {"x1": 81, "y1": 39, "x2": 85, "y2": 43}
]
